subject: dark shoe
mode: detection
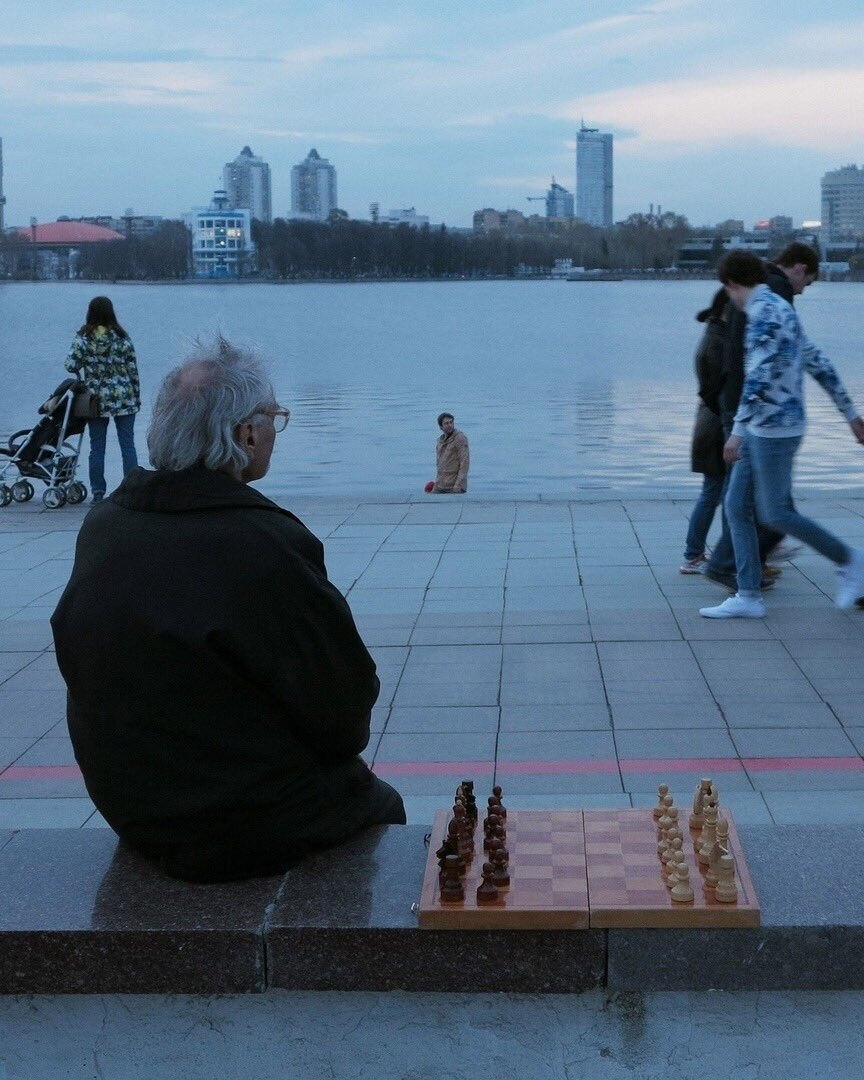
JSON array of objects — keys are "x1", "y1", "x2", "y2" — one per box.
[
  {"x1": 704, "y1": 566, "x2": 774, "y2": 591},
  {"x1": 855, "y1": 596, "x2": 864, "y2": 609},
  {"x1": 91, "y1": 492, "x2": 104, "y2": 504}
]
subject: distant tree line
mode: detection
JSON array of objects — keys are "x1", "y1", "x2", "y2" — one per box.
[
  {"x1": 76, "y1": 221, "x2": 191, "y2": 280},
  {"x1": 252, "y1": 211, "x2": 694, "y2": 279}
]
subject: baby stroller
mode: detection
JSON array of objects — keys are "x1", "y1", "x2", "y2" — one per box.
[{"x1": 0, "y1": 378, "x2": 91, "y2": 509}]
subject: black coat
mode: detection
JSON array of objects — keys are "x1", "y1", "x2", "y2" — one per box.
[
  {"x1": 690, "y1": 317, "x2": 726, "y2": 477},
  {"x1": 720, "y1": 264, "x2": 795, "y2": 427},
  {"x1": 51, "y1": 466, "x2": 394, "y2": 877}
]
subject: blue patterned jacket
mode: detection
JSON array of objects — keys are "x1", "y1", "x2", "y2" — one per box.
[{"x1": 732, "y1": 284, "x2": 858, "y2": 439}]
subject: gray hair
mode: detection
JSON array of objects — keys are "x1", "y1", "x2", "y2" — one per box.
[{"x1": 147, "y1": 337, "x2": 275, "y2": 473}]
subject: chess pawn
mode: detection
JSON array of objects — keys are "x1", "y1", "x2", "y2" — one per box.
[
  {"x1": 483, "y1": 812, "x2": 501, "y2": 851},
  {"x1": 714, "y1": 855, "x2": 738, "y2": 903},
  {"x1": 698, "y1": 805, "x2": 719, "y2": 866},
  {"x1": 452, "y1": 803, "x2": 473, "y2": 857},
  {"x1": 670, "y1": 863, "x2": 694, "y2": 903},
  {"x1": 660, "y1": 835, "x2": 681, "y2": 873},
  {"x1": 666, "y1": 825, "x2": 683, "y2": 848},
  {"x1": 653, "y1": 783, "x2": 670, "y2": 821},
  {"x1": 656, "y1": 835, "x2": 669, "y2": 860},
  {"x1": 492, "y1": 785, "x2": 507, "y2": 820},
  {"x1": 440, "y1": 855, "x2": 465, "y2": 902},
  {"x1": 689, "y1": 777, "x2": 713, "y2": 831},
  {"x1": 715, "y1": 816, "x2": 730, "y2": 855},
  {"x1": 476, "y1": 862, "x2": 499, "y2": 905},
  {"x1": 657, "y1": 794, "x2": 674, "y2": 834},
  {"x1": 666, "y1": 849, "x2": 685, "y2": 888},
  {"x1": 446, "y1": 820, "x2": 466, "y2": 872},
  {"x1": 491, "y1": 848, "x2": 510, "y2": 888}
]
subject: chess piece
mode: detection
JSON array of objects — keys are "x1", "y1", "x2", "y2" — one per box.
[
  {"x1": 670, "y1": 863, "x2": 694, "y2": 903},
  {"x1": 440, "y1": 855, "x2": 464, "y2": 902},
  {"x1": 653, "y1": 783, "x2": 670, "y2": 821},
  {"x1": 476, "y1": 862, "x2": 498, "y2": 904},
  {"x1": 452, "y1": 803, "x2": 473, "y2": 857},
  {"x1": 666, "y1": 825, "x2": 683, "y2": 848},
  {"x1": 461, "y1": 780, "x2": 478, "y2": 823},
  {"x1": 689, "y1": 777, "x2": 713, "y2": 830},
  {"x1": 657, "y1": 835, "x2": 669, "y2": 860},
  {"x1": 483, "y1": 812, "x2": 501, "y2": 851},
  {"x1": 666, "y1": 849, "x2": 685, "y2": 888},
  {"x1": 446, "y1": 820, "x2": 466, "y2": 872},
  {"x1": 714, "y1": 854, "x2": 738, "y2": 903},
  {"x1": 657, "y1": 795, "x2": 675, "y2": 834},
  {"x1": 698, "y1": 805, "x2": 719, "y2": 866},
  {"x1": 715, "y1": 816, "x2": 730, "y2": 854},
  {"x1": 492, "y1": 785, "x2": 507, "y2": 820},
  {"x1": 491, "y1": 848, "x2": 510, "y2": 888}
]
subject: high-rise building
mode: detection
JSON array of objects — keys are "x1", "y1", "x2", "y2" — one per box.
[
  {"x1": 223, "y1": 146, "x2": 272, "y2": 223},
  {"x1": 821, "y1": 165, "x2": 864, "y2": 241},
  {"x1": 290, "y1": 148, "x2": 337, "y2": 222},
  {"x1": 546, "y1": 180, "x2": 574, "y2": 220},
  {"x1": 576, "y1": 124, "x2": 613, "y2": 227},
  {"x1": 0, "y1": 137, "x2": 6, "y2": 232}
]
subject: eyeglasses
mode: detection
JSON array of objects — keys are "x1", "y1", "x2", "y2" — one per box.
[{"x1": 259, "y1": 407, "x2": 291, "y2": 433}]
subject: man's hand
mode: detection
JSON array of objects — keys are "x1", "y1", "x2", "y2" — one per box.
[
  {"x1": 723, "y1": 435, "x2": 743, "y2": 465},
  {"x1": 850, "y1": 417, "x2": 864, "y2": 446}
]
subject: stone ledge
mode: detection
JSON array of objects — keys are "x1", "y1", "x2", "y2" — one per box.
[{"x1": 1, "y1": 824, "x2": 862, "y2": 993}]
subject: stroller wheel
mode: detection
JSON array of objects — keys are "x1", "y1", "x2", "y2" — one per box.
[
  {"x1": 66, "y1": 481, "x2": 87, "y2": 505},
  {"x1": 11, "y1": 480, "x2": 34, "y2": 503},
  {"x1": 42, "y1": 487, "x2": 66, "y2": 510},
  {"x1": 0, "y1": 484, "x2": 11, "y2": 508}
]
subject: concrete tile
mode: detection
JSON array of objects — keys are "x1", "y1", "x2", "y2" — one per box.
[
  {"x1": 405, "y1": 644, "x2": 501, "y2": 667},
  {"x1": 578, "y1": 565, "x2": 658, "y2": 585},
  {"x1": 409, "y1": 626, "x2": 501, "y2": 646},
  {"x1": 824, "y1": 697, "x2": 864, "y2": 725},
  {"x1": 502, "y1": 609, "x2": 589, "y2": 626},
  {"x1": 12, "y1": 737, "x2": 77, "y2": 766},
  {"x1": 375, "y1": 731, "x2": 497, "y2": 762},
  {"x1": 398, "y1": 662, "x2": 500, "y2": 685},
  {"x1": 599, "y1": 658, "x2": 703, "y2": 682},
  {"x1": 0, "y1": 739, "x2": 35, "y2": 767},
  {"x1": 590, "y1": 613, "x2": 682, "y2": 641},
  {"x1": 0, "y1": 622, "x2": 54, "y2": 651},
  {"x1": 392, "y1": 681, "x2": 500, "y2": 707},
  {"x1": 749, "y1": 769, "x2": 864, "y2": 791},
  {"x1": 500, "y1": 624, "x2": 592, "y2": 643},
  {"x1": 495, "y1": 771, "x2": 625, "y2": 795},
  {"x1": 386, "y1": 707, "x2": 499, "y2": 733},
  {"x1": 622, "y1": 767, "x2": 754, "y2": 793},
  {"x1": 605, "y1": 682, "x2": 715, "y2": 705},
  {"x1": 710, "y1": 681, "x2": 824, "y2": 705},
  {"x1": 721, "y1": 702, "x2": 841, "y2": 729},
  {"x1": 499, "y1": 705, "x2": 610, "y2": 732},
  {"x1": 0, "y1": 797, "x2": 96, "y2": 827},
  {"x1": 346, "y1": 589, "x2": 426, "y2": 615},
  {"x1": 689, "y1": 639, "x2": 791, "y2": 661},
  {"x1": 615, "y1": 728, "x2": 738, "y2": 759},
  {"x1": 499, "y1": 681, "x2": 607, "y2": 706},
  {"x1": 674, "y1": 613, "x2": 773, "y2": 640},
  {"x1": 371, "y1": 770, "x2": 492, "y2": 796},
  {"x1": 610, "y1": 702, "x2": 726, "y2": 729},
  {"x1": 0, "y1": 690, "x2": 67, "y2": 737},
  {"x1": 763, "y1": 791, "x2": 864, "y2": 824},
  {"x1": 596, "y1": 641, "x2": 694, "y2": 661},
  {"x1": 497, "y1": 730, "x2": 617, "y2": 761},
  {"x1": 731, "y1": 728, "x2": 858, "y2": 758}
]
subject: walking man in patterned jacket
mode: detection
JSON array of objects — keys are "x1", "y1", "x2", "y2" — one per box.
[{"x1": 700, "y1": 250, "x2": 864, "y2": 619}]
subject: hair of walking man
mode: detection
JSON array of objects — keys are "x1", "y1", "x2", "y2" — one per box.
[
  {"x1": 774, "y1": 242, "x2": 819, "y2": 276},
  {"x1": 716, "y1": 250, "x2": 768, "y2": 288}
]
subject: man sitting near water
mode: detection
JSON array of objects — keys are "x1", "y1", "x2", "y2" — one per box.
[
  {"x1": 51, "y1": 339, "x2": 405, "y2": 882},
  {"x1": 433, "y1": 411, "x2": 470, "y2": 493}
]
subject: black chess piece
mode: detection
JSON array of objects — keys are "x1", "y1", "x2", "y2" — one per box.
[
  {"x1": 440, "y1": 855, "x2": 465, "y2": 902},
  {"x1": 491, "y1": 848, "x2": 510, "y2": 888},
  {"x1": 476, "y1": 862, "x2": 499, "y2": 905}
]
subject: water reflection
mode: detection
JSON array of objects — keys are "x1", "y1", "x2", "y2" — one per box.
[{"x1": 2, "y1": 280, "x2": 864, "y2": 497}]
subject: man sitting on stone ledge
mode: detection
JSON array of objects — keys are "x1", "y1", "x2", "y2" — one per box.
[{"x1": 51, "y1": 339, "x2": 405, "y2": 882}]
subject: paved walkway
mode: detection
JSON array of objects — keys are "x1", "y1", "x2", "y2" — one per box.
[{"x1": 2, "y1": 494, "x2": 864, "y2": 831}]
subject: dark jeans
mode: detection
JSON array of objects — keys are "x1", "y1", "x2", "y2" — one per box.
[
  {"x1": 684, "y1": 474, "x2": 724, "y2": 559},
  {"x1": 139, "y1": 776, "x2": 407, "y2": 883},
  {"x1": 88, "y1": 413, "x2": 138, "y2": 496}
]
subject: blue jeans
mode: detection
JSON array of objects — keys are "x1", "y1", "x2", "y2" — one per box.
[
  {"x1": 726, "y1": 434, "x2": 849, "y2": 596},
  {"x1": 684, "y1": 474, "x2": 724, "y2": 559},
  {"x1": 88, "y1": 414, "x2": 138, "y2": 496}
]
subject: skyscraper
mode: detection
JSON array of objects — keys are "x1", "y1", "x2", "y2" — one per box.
[
  {"x1": 821, "y1": 164, "x2": 864, "y2": 241},
  {"x1": 291, "y1": 149, "x2": 337, "y2": 222},
  {"x1": 223, "y1": 146, "x2": 272, "y2": 223},
  {"x1": 546, "y1": 180, "x2": 574, "y2": 220},
  {"x1": 576, "y1": 124, "x2": 613, "y2": 227}
]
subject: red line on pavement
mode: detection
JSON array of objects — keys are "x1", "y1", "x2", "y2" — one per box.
[{"x1": 3, "y1": 756, "x2": 864, "y2": 782}]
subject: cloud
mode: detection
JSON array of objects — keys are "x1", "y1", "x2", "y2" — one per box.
[
  {"x1": 557, "y1": 67, "x2": 864, "y2": 153},
  {"x1": 205, "y1": 123, "x2": 388, "y2": 146},
  {"x1": 483, "y1": 174, "x2": 554, "y2": 190}
]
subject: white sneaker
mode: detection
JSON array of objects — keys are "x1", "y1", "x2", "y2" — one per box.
[
  {"x1": 835, "y1": 547, "x2": 864, "y2": 609},
  {"x1": 699, "y1": 594, "x2": 766, "y2": 619}
]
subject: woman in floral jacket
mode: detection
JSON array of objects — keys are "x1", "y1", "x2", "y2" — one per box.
[{"x1": 66, "y1": 296, "x2": 140, "y2": 502}]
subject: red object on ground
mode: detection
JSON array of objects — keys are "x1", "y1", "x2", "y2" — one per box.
[{"x1": 424, "y1": 481, "x2": 435, "y2": 493}]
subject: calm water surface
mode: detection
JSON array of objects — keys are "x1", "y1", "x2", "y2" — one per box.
[{"x1": 2, "y1": 279, "x2": 864, "y2": 499}]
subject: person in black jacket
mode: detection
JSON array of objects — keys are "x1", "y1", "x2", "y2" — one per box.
[
  {"x1": 51, "y1": 339, "x2": 405, "y2": 882},
  {"x1": 681, "y1": 288, "x2": 727, "y2": 573},
  {"x1": 704, "y1": 242, "x2": 818, "y2": 589}
]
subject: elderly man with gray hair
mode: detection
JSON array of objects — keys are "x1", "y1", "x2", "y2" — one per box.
[{"x1": 52, "y1": 339, "x2": 405, "y2": 883}]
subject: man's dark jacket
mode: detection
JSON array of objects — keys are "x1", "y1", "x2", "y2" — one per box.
[
  {"x1": 691, "y1": 316, "x2": 726, "y2": 478},
  {"x1": 51, "y1": 467, "x2": 399, "y2": 880},
  {"x1": 719, "y1": 263, "x2": 795, "y2": 427}
]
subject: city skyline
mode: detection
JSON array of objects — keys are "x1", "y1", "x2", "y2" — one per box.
[{"x1": 2, "y1": 0, "x2": 864, "y2": 226}]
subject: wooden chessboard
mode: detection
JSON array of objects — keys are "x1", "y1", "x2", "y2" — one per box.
[
  {"x1": 418, "y1": 808, "x2": 760, "y2": 930},
  {"x1": 418, "y1": 809, "x2": 590, "y2": 929},
  {"x1": 584, "y1": 809, "x2": 760, "y2": 928}
]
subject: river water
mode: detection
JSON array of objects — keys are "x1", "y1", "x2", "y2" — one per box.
[{"x1": 2, "y1": 279, "x2": 864, "y2": 499}]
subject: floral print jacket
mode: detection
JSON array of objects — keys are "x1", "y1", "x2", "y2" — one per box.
[
  {"x1": 732, "y1": 284, "x2": 858, "y2": 439},
  {"x1": 65, "y1": 328, "x2": 141, "y2": 417}
]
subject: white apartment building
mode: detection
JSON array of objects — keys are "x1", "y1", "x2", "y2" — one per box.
[
  {"x1": 223, "y1": 146, "x2": 272, "y2": 224},
  {"x1": 822, "y1": 165, "x2": 864, "y2": 241},
  {"x1": 576, "y1": 125, "x2": 613, "y2": 227},
  {"x1": 291, "y1": 149, "x2": 337, "y2": 222},
  {"x1": 381, "y1": 207, "x2": 430, "y2": 227},
  {"x1": 183, "y1": 190, "x2": 253, "y2": 278}
]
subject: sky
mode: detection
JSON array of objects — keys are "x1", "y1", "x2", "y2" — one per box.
[{"x1": 2, "y1": 0, "x2": 863, "y2": 229}]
